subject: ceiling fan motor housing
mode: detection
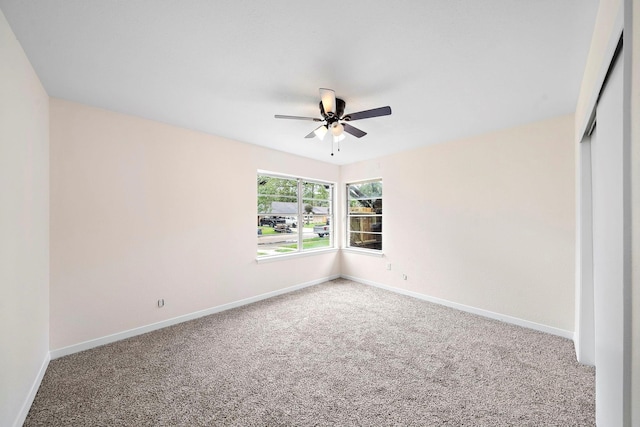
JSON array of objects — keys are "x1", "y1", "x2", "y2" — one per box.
[{"x1": 319, "y1": 98, "x2": 346, "y2": 120}]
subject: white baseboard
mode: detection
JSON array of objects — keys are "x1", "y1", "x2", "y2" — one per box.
[
  {"x1": 50, "y1": 275, "x2": 339, "y2": 359},
  {"x1": 342, "y1": 275, "x2": 574, "y2": 340},
  {"x1": 13, "y1": 351, "x2": 50, "y2": 427}
]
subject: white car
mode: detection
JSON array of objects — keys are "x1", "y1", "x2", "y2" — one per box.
[
  {"x1": 314, "y1": 222, "x2": 330, "y2": 237},
  {"x1": 284, "y1": 217, "x2": 297, "y2": 227}
]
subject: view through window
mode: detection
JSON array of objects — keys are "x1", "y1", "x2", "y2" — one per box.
[
  {"x1": 347, "y1": 179, "x2": 382, "y2": 251},
  {"x1": 257, "y1": 173, "x2": 333, "y2": 257}
]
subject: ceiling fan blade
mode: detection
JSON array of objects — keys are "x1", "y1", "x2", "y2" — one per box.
[
  {"x1": 275, "y1": 114, "x2": 322, "y2": 122},
  {"x1": 319, "y1": 88, "x2": 336, "y2": 115},
  {"x1": 305, "y1": 125, "x2": 328, "y2": 139},
  {"x1": 343, "y1": 106, "x2": 392, "y2": 121},
  {"x1": 342, "y1": 123, "x2": 367, "y2": 138}
]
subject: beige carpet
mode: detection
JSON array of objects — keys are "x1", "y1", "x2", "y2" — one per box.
[{"x1": 25, "y1": 279, "x2": 595, "y2": 426}]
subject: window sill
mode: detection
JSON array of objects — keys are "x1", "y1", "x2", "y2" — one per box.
[
  {"x1": 256, "y1": 247, "x2": 339, "y2": 264},
  {"x1": 341, "y1": 247, "x2": 385, "y2": 257}
]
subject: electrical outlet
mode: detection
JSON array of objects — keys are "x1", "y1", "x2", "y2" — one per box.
[
  {"x1": 386, "y1": 263, "x2": 392, "y2": 270},
  {"x1": 402, "y1": 274, "x2": 408, "y2": 280},
  {"x1": 157, "y1": 299, "x2": 165, "y2": 308}
]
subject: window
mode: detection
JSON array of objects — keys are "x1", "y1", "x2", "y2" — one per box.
[
  {"x1": 346, "y1": 179, "x2": 382, "y2": 251},
  {"x1": 257, "y1": 173, "x2": 334, "y2": 257}
]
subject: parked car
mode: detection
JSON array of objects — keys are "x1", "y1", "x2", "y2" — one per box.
[
  {"x1": 314, "y1": 221, "x2": 330, "y2": 237},
  {"x1": 259, "y1": 216, "x2": 285, "y2": 227}
]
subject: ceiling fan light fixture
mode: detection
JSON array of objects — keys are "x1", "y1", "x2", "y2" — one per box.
[
  {"x1": 314, "y1": 125, "x2": 328, "y2": 140},
  {"x1": 330, "y1": 122, "x2": 344, "y2": 136},
  {"x1": 333, "y1": 133, "x2": 346, "y2": 143}
]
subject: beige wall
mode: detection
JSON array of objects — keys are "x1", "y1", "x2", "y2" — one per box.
[
  {"x1": 49, "y1": 99, "x2": 340, "y2": 350},
  {"x1": 341, "y1": 114, "x2": 576, "y2": 332},
  {"x1": 0, "y1": 9, "x2": 50, "y2": 426},
  {"x1": 49, "y1": 100, "x2": 577, "y2": 348}
]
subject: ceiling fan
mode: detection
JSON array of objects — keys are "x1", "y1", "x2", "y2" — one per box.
[{"x1": 275, "y1": 88, "x2": 392, "y2": 156}]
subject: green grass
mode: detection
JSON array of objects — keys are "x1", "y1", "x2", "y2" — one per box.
[
  {"x1": 300, "y1": 221, "x2": 328, "y2": 227},
  {"x1": 258, "y1": 226, "x2": 277, "y2": 235},
  {"x1": 302, "y1": 237, "x2": 331, "y2": 249},
  {"x1": 257, "y1": 251, "x2": 268, "y2": 256},
  {"x1": 281, "y1": 237, "x2": 330, "y2": 250},
  {"x1": 275, "y1": 248, "x2": 296, "y2": 253}
]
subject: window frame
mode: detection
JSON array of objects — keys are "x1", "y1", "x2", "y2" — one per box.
[
  {"x1": 345, "y1": 178, "x2": 383, "y2": 253},
  {"x1": 257, "y1": 171, "x2": 335, "y2": 260}
]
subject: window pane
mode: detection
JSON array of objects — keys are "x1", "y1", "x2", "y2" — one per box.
[
  {"x1": 302, "y1": 180, "x2": 332, "y2": 252},
  {"x1": 258, "y1": 173, "x2": 334, "y2": 257},
  {"x1": 258, "y1": 196, "x2": 297, "y2": 215},
  {"x1": 258, "y1": 215, "x2": 298, "y2": 228},
  {"x1": 257, "y1": 219, "x2": 299, "y2": 256},
  {"x1": 349, "y1": 232, "x2": 382, "y2": 250},
  {"x1": 303, "y1": 220, "x2": 331, "y2": 250},
  {"x1": 349, "y1": 216, "x2": 382, "y2": 233},
  {"x1": 348, "y1": 199, "x2": 381, "y2": 214},
  {"x1": 303, "y1": 181, "x2": 331, "y2": 201},
  {"x1": 347, "y1": 180, "x2": 382, "y2": 251},
  {"x1": 302, "y1": 199, "x2": 330, "y2": 221},
  {"x1": 348, "y1": 181, "x2": 382, "y2": 198},
  {"x1": 257, "y1": 176, "x2": 297, "y2": 214}
]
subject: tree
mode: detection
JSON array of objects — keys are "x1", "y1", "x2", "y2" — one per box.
[
  {"x1": 257, "y1": 175, "x2": 297, "y2": 214},
  {"x1": 302, "y1": 182, "x2": 329, "y2": 201},
  {"x1": 257, "y1": 175, "x2": 333, "y2": 224},
  {"x1": 304, "y1": 204, "x2": 313, "y2": 224}
]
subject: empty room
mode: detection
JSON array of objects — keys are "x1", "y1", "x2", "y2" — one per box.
[{"x1": 2, "y1": 1, "x2": 639, "y2": 426}]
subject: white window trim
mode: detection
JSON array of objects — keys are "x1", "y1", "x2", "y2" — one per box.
[
  {"x1": 341, "y1": 247, "x2": 385, "y2": 257},
  {"x1": 255, "y1": 247, "x2": 339, "y2": 263},
  {"x1": 346, "y1": 178, "x2": 383, "y2": 253}
]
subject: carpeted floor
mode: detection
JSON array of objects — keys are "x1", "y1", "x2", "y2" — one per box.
[{"x1": 25, "y1": 279, "x2": 595, "y2": 426}]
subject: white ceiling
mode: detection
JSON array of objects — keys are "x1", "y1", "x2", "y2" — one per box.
[{"x1": 1, "y1": 0, "x2": 598, "y2": 165}]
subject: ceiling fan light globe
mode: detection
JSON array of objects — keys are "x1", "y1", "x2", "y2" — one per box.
[
  {"x1": 334, "y1": 133, "x2": 346, "y2": 143},
  {"x1": 314, "y1": 125, "x2": 328, "y2": 140},
  {"x1": 330, "y1": 122, "x2": 344, "y2": 136}
]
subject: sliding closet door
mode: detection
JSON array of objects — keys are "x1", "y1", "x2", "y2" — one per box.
[
  {"x1": 591, "y1": 51, "x2": 625, "y2": 426},
  {"x1": 576, "y1": 134, "x2": 595, "y2": 365}
]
